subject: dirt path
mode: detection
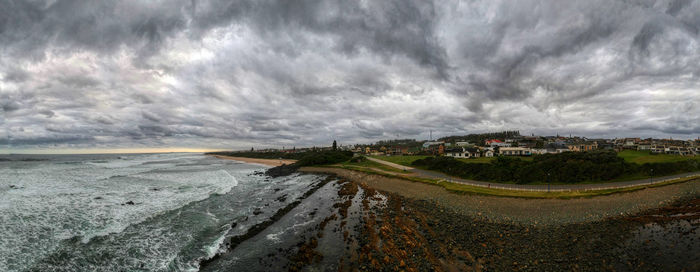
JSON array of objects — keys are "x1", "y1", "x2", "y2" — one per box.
[
  {"x1": 299, "y1": 167, "x2": 700, "y2": 226},
  {"x1": 366, "y1": 157, "x2": 414, "y2": 170},
  {"x1": 369, "y1": 156, "x2": 700, "y2": 192}
]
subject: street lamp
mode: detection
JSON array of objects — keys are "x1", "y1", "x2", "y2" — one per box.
[
  {"x1": 547, "y1": 172, "x2": 551, "y2": 193},
  {"x1": 650, "y1": 168, "x2": 653, "y2": 184}
]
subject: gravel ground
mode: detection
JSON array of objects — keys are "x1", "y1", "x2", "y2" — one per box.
[
  {"x1": 234, "y1": 169, "x2": 699, "y2": 271},
  {"x1": 301, "y1": 167, "x2": 700, "y2": 226}
]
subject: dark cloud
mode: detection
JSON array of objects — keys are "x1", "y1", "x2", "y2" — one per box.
[{"x1": 1, "y1": 0, "x2": 699, "y2": 152}]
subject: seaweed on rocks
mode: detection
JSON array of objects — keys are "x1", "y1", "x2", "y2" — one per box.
[
  {"x1": 198, "y1": 175, "x2": 334, "y2": 269},
  {"x1": 288, "y1": 238, "x2": 323, "y2": 272}
]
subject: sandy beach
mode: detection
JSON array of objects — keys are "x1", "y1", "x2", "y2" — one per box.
[{"x1": 211, "y1": 155, "x2": 297, "y2": 167}]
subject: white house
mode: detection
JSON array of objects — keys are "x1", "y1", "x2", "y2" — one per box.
[
  {"x1": 445, "y1": 147, "x2": 482, "y2": 158},
  {"x1": 499, "y1": 147, "x2": 532, "y2": 156}
]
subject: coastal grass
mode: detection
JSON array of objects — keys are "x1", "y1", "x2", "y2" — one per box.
[
  {"x1": 618, "y1": 150, "x2": 700, "y2": 164},
  {"x1": 320, "y1": 165, "x2": 699, "y2": 199}
]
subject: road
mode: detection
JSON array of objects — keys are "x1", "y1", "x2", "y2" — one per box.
[{"x1": 366, "y1": 156, "x2": 700, "y2": 192}]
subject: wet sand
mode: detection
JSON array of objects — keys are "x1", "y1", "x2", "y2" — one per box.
[{"x1": 211, "y1": 155, "x2": 297, "y2": 167}]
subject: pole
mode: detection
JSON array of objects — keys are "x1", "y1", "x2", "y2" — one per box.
[
  {"x1": 547, "y1": 172, "x2": 550, "y2": 193},
  {"x1": 650, "y1": 169, "x2": 653, "y2": 184}
]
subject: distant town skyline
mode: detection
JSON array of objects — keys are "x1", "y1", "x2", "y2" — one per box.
[
  {"x1": 3, "y1": 130, "x2": 698, "y2": 154},
  {"x1": 1, "y1": 1, "x2": 699, "y2": 153}
]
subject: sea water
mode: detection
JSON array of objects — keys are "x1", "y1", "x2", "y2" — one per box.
[{"x1": 0, "y1": 153, "x2": 328, "y2": 271}]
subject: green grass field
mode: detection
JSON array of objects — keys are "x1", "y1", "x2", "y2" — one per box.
[{"x1": 618, "y1": 150, "x2": 700, "y2": 164}]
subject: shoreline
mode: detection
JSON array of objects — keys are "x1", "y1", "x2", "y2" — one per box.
[
  {"x1": 210, "y1": 155, "x2": 297, "y2": 167},
  {"x1": 201, "y1": 155, "x2": 698, "y2": 270}
]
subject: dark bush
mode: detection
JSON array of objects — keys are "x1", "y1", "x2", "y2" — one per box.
[
  {"x1": 349, "y1": 156, "x2": 367, "y2": 163},
  {"x1": 412, "y1": 150, "x2": 699, "y2": 184}
]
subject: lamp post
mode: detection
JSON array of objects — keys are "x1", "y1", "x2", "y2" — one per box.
[
  {"x1": 650, "y1": 168, "x2": 653, "y2": 184},
  {"x1": 547, "y1": 172, "x2": 551, "y2": 193}
]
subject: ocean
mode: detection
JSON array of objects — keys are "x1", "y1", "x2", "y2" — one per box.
[{"x1": 0, "y1": 153, "x2": 345, "y2": 271}]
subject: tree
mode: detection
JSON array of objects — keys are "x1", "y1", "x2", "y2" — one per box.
[{"x1": 332, "y1": 140, "x2": 338, "y2": 151}]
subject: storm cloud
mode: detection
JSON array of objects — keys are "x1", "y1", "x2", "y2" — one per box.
[{"x1": 1, "y1": 0, "x2": 699, "y2": 152}]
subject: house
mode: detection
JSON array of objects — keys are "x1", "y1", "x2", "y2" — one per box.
[
  {"x1": 530, "y1": 148, "x2": 548, "y2": 155},
  {"x1": 445, "y1": 147, "x2": 467, "y2": 158},
  {"x1": 637, "y1": 144, "x2": 652, "y2": 151},
  {"x1": 499, "y1": 147, "x2": 532, "y2": 156},
  {"x1": 445, "y1": 147, "x2": 483, "y2": 158},
  {"x1": 650, "y1": 145, "x2": 665, "y2": 154},
  {"x1": 567, "y1": 142, "x2": 598, "y2": 152},
  {"x1": 485, "y1": 139, "x2": 510, "y2": 147},
  {"x1": 423, "y1": 141, "x2": 445, "y2": 155},
  {"x1": 387, "y1": 146, "x2": 409, "y2": 155},
  {"x1": 455, "y1": 141, "x2": 474, "y2": 147},
  {"x1": 483, "y1": 149, "x2": 494, "y2": 157}
]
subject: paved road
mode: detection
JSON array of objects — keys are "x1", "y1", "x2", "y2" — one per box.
[
  {"x1": 366, "y1": 157, "x2": 414, "y2": 171},
  {"x1": 367, "y1": 156, "x2": 700, "y2": 192}
]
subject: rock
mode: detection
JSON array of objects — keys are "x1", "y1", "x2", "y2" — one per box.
[{"x1": 125, "y1": 201, "x2": 135, "y2": 205}]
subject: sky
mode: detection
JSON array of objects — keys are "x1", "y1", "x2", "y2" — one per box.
[{"x1": 1, "y1": 0, "x2": 699, "y2": 154}]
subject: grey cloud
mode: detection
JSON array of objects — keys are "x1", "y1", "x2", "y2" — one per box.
[
  {"x1": 142, "y1": 112, "x2": 161, "y2": 122},
  {"x1": 2, "y1": 102, "x2": 20, "y2": 113},
  {"x1": 39, "y1": 110, "x2": 55, "y2": 118},
  {"x1": 1, "y1": 0, "x2": 699, "y2": 151},
  {"x1": 0, "y1": 135, "x2": 94, "y2": 145},
  {"x1": 666, "y1": 0, "x2": 692, "y2": 16},
  {"x1": 2, "y1": 68, "x2": 30, "y2": 82}
]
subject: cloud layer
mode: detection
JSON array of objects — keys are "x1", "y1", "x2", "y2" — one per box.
[{"x1": 1, "y1": 0, "x2": 699, "y2": 151}]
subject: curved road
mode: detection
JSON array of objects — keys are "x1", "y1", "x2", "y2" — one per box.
[{"x1": 366, "y1": 157, "x2": 700, "y2": 192}]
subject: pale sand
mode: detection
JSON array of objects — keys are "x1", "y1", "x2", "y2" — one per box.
[{"x1": 211, "y1": 155, "x2": 297, "y2": 167}]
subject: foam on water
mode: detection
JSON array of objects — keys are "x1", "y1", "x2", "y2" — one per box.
[{"x1": 0, "y1": 153, "x2": 252, "y2": 271}]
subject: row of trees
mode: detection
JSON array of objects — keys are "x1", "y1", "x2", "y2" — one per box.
[{"x1": 412, "y1": 150, "x2": 699, "y2": 184}]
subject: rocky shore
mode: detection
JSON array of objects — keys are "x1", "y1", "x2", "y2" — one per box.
[{"x1": 287, "y1": 167, "x2": 699, "y2": 271}]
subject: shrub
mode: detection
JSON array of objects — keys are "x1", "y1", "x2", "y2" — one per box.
[{"x1": 411, "y1": 150, "x2": 699, "y2": 184}]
